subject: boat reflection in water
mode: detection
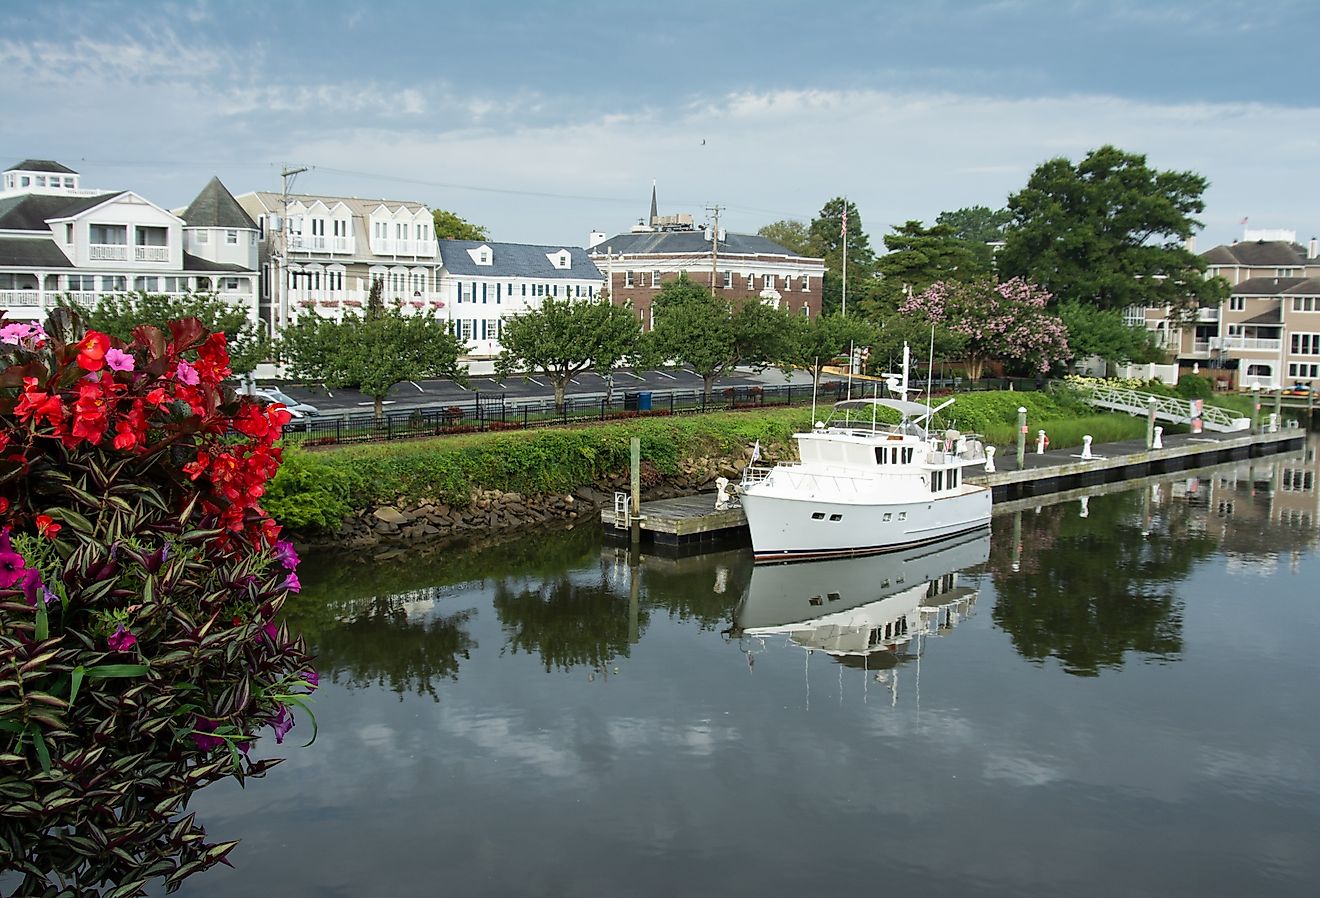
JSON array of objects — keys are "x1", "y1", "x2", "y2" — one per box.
[{"x1": 730, "y1": 528, "x2": 990, "y2": 688}]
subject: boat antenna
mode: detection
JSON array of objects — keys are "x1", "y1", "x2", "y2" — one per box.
[{"x1": 926, "y1": 324, "x2": 935, "y2": 423}]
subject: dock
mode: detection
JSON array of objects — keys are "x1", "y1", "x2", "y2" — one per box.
[{"x1": 600, "y1": 427, "x2": 1308, "y2": 550}]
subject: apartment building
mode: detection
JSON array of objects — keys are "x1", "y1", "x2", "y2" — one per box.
[
  {"x1": 234, "y1": 191, "x2": 443, "y2": 333},
  {"x1": 1140, "y1": 229, "x2": 1320, "y2": 389},
  {"x1": 587, "y1": 187, "x2": 825, "y2": 330},
  {"x1": 438, "y1": 239, "x2": 605, "y2": 357},
  {"x1": 0, "y1": 160, "x2": 259, "y2": 325}
]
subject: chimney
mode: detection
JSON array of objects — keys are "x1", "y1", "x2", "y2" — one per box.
[
  {"x1": 1184, "y1": 235, "x2": 1196, "y2": 253},
  {"x1": 588, "y1": 230, "x2": 606, "y2": 250},
  {"x1": 1309, "y1": 237, "x2": 1318, "y2": 259}
]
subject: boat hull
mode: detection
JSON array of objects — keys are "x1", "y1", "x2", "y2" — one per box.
[{"x1": 740, "y1": 486, "x2": 992, "y2": 562}]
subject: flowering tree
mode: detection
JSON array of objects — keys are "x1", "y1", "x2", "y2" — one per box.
[
  {"x1": 0, "y1": 311, "x2": 315, "y2": 895},
  {"x1": 899, "y1": 276, "x2": 1070, "y2": 380}
]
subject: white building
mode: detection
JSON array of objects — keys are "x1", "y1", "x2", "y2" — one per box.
[
  {"x1": 438, "y1": 239, "x2": 605, "y2": 357},
  {"x1": 0, "y1": 159, "x2": 259, "y2": 325}
]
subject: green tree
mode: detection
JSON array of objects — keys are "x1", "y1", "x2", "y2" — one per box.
[
  {"x1": 495, "y1": 295, "x2": 641, "y2": 412},
  {"x1": 1057, "y1": 300, "x2": 1165, "y2": 367},
  {"x1": 935, "y1": 205, "x2": 1013, "y2": 268},
  {"x1": 788, "y1": 313, "x2": 878, "y2": 389},
  {"x1": 756, "y1": 219, "x2": 812, "y2": 255},
  {"x1": 647, "y1": 274, "x2": 793, "y2": 402},
  {"x1": 432, "y1": 208, "x2": 489, "y2": 241},
  {"x1": 807, "y1": 197, "x2": 877, "y2": 316},
  {"x1": 867, "y1": 314, "x2": 967, "y2": 380},
  {"x1": 999, "y1": 145, "x2": 1228, "y2": 318},
  {"x1": 59, "y1": 290, "x2": 268, "y2": 374},
  {"x1": 864, "y1": 220, "x2": 986, "y2": 317},
  {"x1": 279, "y1": 278, "x2": 466, "y2": 420}
]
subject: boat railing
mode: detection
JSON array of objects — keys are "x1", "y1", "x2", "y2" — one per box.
[{"x1": 741, "y1": 464, "x2": 776, "y2": 486}]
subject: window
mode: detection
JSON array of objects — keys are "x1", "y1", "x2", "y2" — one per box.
[
  {"x1": 1282, "y1": 469, "x2": 1314, "y2": 491},
  {"x1": 480, "y1": 251, "x2": 489, "y2": 263},
  {"x1": 746, "y1": 274, "x2": 754, "y2": 289},
  {"x1": 882, "y1": 512, "x2": 892, "y2": 522},
  {"x1": 1229, "y1": 296, "x2": 1245, "y2": 311},
  {"x1": 90, "y1": 224, "x2": 127, "y2": 244},
  {"x1": 811, "y1": 512, "x2": 825, "y2": 520},
  {"x1": 801, "y1": 305, "x2": 810, "y2": 317},
  {"x1": 133, "y1": 276, "x2": 158, "y2": 292},
  {"x1": 931, "y1": 470, "x2": 944, "y2": 492},
  {"x1": 624, "y1": 271, "x2": 635, "y2": 288},
  {"x1": 1246, "y1": 363, "x2": 1272, "y2": 377},
  {"x1": 65, "y1": 223, "x2": 73, "y2": 243},
  {"x1": 1291, "y1": 333, "x2": 1320, "y2": 355},
  {"x1": 651, "y1": 270, "x2": 661, "y2": 287},
  {"x1": 310, "y1": 219, "x2": 324, "y2": 237},
  {"x1": 196, "y1": 230, "x2": 209, "y2": 244},
  {"x1": 898, "y1": 512, "x2": 907, "y2": 521},
  {"x1": 1278, "y1": 268, "x2": 1297, "y2": 277},
  {"x1": 764, "y1": 274, "x2": 775, "y2": 289},
  {"x1": 135, "y1": 227, "x2": 167, "y2": 246},
  {"x1": 35, "y1": 176, "x2": 45, "y2": 187},
  {"x1": 722, "y1": 270, "x2": 732, "y2": 289},
  {"x1": 100, "y1": 275, "x2": 126, "y2": 292},
  {"x1": 67, "y1": 275, "x2": 95, "y2": 291},
  {"x1": 1288, "y1": 362, "x2": 1320, "y2": 378},
  {"x1": 801, "y1": 275, "x2": 810, "y2": 292},
  {"x1": 334, "y1": 219, "x2": 349, "y2": 237},
  {"x1": 163, "y1": 276, "x2": 190, "y2": 292},
  {"x1": 828, "y1": 513, "x2": 842, "y2": 522},
  {"x1": 63, "y1": 177, "x2": 75, "y2": 188}
]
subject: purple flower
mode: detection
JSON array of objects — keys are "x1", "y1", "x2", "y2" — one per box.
[
  {"x1": 191, "y1": 717, "x2": 226, "y2": 752},
  {"x1": 0, "y1": 321, "x2": 46, "y2": 346},
  {"x1": 104, "y1": 347, "x2": 135, "y2": 372},
  {"x1": 303, "y1": 669, "x2": 319, "y2": 691},
  {"x1": 263, "y1": 621, "x2": 279, "y2": 642},
  {"x1": 20, "y1": 568, "x2": 50, "y2": 607},
  {"x1": 0, "y1": 528, "x2": 27, "y2": 589},
  {"x1": 107, "y1": 624, "x2": 138, "y2": 652},
  {"x1": 269, "y1": 705, "x2": 295, "y2": 744},
  {"x1": 273, "y1": 539, "x2": 299, "y2": 571},
  {"x1": 282, "y1": 571, "x2": 301, "y2": 593},
  {"x1": 174, "y1": 360, "x2": 200, "y2": 386}
]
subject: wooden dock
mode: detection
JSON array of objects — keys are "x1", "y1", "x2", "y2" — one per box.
[{"x1": 600, "y1": 427, "x2": 1308, "y2": 550}]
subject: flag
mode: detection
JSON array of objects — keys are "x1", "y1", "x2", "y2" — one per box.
[
  {"x1": 750, "y1": 440, "x2": 761, "y2": 463},
  {"x1": 1239, "y1": 217, "x2": 1249, "y2": 225},
  {"x1": 841, "y1": 206, "x2": 848, "y2": 237}
]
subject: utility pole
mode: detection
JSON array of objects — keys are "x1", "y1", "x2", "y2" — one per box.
[
  {"x1": 278, "y1": 165, "x2": 308, "y2": 334},
  {"x1": 706, "y1": 204, "x2": 723, "y2": 295}
]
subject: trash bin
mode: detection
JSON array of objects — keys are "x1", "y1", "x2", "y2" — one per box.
[
  {"x1": 623, "y1": 392, "x2": 639, "y2": 411},
  {"x1": 637, "y1": 391, "x2": 652, "y2": 411}
]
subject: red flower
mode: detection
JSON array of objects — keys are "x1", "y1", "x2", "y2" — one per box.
[
  {"x1": 76, "y1": 331, "x2": 111, "y2": 372},
  {"x1": 35, "y1": 514, "x2": 60, "y2": 539}
]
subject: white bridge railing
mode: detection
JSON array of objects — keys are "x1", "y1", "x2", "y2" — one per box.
[{"x1": 1084, "y1": 386, "x2": 1250, "y2": 433}]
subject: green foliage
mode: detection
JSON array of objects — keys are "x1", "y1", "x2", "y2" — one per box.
[
  {"x1": 756, "y1": 219, "x2": 812, "y2": 255},
  {"x1": 935, "y1": 205, "x2": 1012, "y2": 267},
  {"x1": 432, "y1": 208, "x2": 489, "y2": 241},
  {"x1": 787, "y1": 313, "x2": 877, "y2": 385},
  {"x1": 263, "y1": 447, "x2": 354, "y2": 530},
  {"x1": 807, "y1": 197, "x2": 877, "y2": 316},
  {"x1": 864, "y1": 219, "x2": 988, "y2": 316},
  {"x1": 999, "y1": 145, "x2": 1228, "y2": 318},
  {"x1": 495, "y1": 296, "x2": 641, "y2": 410},
  {"x1": 1058, "y1": 300, "x2": 1165, "y2": 365},
  {"x1": 278, "y1": 283, "x2": 466, "y2": 419},
  {"x1": 58, "y1": 290, "x2": 268, "y2": 374},
  {"x1": 1174, "y1": 374, "x2": 1214, "y2": 400}
]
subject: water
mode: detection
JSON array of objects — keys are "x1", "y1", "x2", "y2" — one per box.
[{"x1": 166, "y1": 443, "x2": 1319, "y2": 897}]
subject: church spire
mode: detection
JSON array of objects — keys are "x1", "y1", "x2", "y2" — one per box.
[{"x1": 649, "y1": 180, "x2": 658, "y2": 226}]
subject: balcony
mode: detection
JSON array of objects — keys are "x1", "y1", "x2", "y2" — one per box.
[
  {"x1": 1217, "y1": 336, "x2": 1282, "y2": 352},
  {"x1": 1195, "y1": 308, "x2": 1220, "y2": 323},
  {"x1": 369, "y1": 237, "x2": 438, "y2": 258},
  {"x1": 134, "y1": 245, "x2": 169, "y2": 262},
  {"x1": 0, "y1": 290, "x2": 41, "y2": 306},
  {"x1": 1192, "y1": 340, "x2": 1213, "y2": 354},
  {"x1": 288, "y1": 234, "x2": 356, "y2": 255},
  {"x1": 89, "y1": 244, "x2": 128, "y2": 261}
]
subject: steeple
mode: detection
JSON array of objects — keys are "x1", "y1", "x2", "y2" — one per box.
[{"x1": 649, "y1": 180, "x2": 658, "y2": 226}]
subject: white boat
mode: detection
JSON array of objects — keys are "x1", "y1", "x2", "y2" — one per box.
[
  {"x1": 739, "y1": 345, "x2": 992, "y2": 562},
  {"x1": 731, "y1": 528, "x2": 989, "y2": 661}
]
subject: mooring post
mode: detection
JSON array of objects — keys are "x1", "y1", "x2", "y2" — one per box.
[
  {"x1": 1153, "y1": 426, "x2": 1163, "y2": 449},
  {"x1": 1250, "y1": 384, "x2": 1262, "y2": 434},
  {"x1": 1016, "y1": 406, "x2": 1027, "y2": 470},
  {"x1": 1146, "y1": 397, "x2": 1158, "y2": 450},
  {"x1": 1036, "y1": 429, "x2": 1048, "y2": 454},
  {"x1": 628, "y1": 549, "x2": 641, "y2": 645},
  {"x1": 1274, "y1": 388, "x2": 1283, "y2": 429},
  {"x1": 984, "y1": 446, "x2": 996, "y2": 473},
  {"x1": 630, "y1": 437, "x2": 641, "y2": 545}
]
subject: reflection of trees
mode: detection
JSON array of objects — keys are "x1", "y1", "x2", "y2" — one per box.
[
  {"x1": 285, "y1": 588, "x2": 476, "y2": 700},
  {"x1": 989, "y1": 492, "x2": 1214, "y2": 676},
  {"x1": 494, "y1": 575, "x2": 647, "y2": 672},
  {"x1": 638, "y1": 549, "x2": 752, "y2": 630}
]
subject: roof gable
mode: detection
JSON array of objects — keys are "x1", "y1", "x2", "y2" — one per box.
[
  {"x1": 181, "y1": 177, "x2": 258, "y2": 230},
  {"x1": 6, "y1": 159, "x2": 77, "y2": 175},
  {"x1": 0, "y1": 191, "x2": 126, "y2": 232}
]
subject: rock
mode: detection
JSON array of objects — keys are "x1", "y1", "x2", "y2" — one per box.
[{"x1": 372, "y1": 506, "x2": 409, "y2": 525}]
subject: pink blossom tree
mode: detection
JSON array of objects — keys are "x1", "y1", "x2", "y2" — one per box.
[{"x1": 899, "y1": 276, "x2": 1070, "y2": 380}]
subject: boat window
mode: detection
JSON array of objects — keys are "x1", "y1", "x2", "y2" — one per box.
[
  {"x1": 809, "y1": 595, "x2": 823, "y2": 606},
  {"x1": 829, "y1": 514, "x2": 842, "y2": 522},
  {"x1": 898, "y1": 512, "x2": 907, "y2": 521},
  {"x1": 951, "y1": 467, "x2": 959, "y2": 487},
  {"x1": 931, "y1": 470, "x2": 944, "y2": 492},
  {"x1": 882, "y1": 512, "x2": 891, "y2": 522},
  {"x1": 811, "y1": 512, "x2": 825, "y2": 520},
  {"x1": 875, "y1": 446, "x2": 886, "y2": 464},
  {"x1": 902, "y1": 448, "x2": 914, "y2": 463},
  {"x1": 827, "y1": 592, "x2": 841, "y2": 602}
]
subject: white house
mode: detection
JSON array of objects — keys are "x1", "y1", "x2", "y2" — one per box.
[
  {"x1": 438, "y1": 239, "x2": 605, "y2": 357},
  {"x1": 0, "y1": 159, "x2": 259, "y2": 325}
]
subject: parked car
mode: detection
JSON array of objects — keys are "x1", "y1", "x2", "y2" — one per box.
[{"x1": 250, "y1": 387, "x2": 320, "y2": 417}]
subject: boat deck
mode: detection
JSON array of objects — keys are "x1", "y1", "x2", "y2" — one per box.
[{"x1": 600, "y1": 428, "x2": 1306, "y2": 552}]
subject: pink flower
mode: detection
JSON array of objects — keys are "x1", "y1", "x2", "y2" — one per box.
[
  {"x1": 174, "y1": 360, "x2": 200, "y2": 386},
  {"x1": 108, "y1": 624, "x2": 138, "y2": 652},
  {"x1": 105, "y1": 347, "x2": 135, "y2": 372}
]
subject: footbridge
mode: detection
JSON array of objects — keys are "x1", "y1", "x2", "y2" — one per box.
[{"x1": 1084, "y1": 385, "x2": 1251, "y2": 433}]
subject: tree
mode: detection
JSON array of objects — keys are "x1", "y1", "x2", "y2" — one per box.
[
  {"x1": 59, "y1": 290, "x2": 268, "y2": 374},
  {"x1": 900, "y1": 276, "x2": 1070, "y2": 381},
  {"x1": 807, "y1": 197, "x2": 877, "y2": 316},
  {"x1": 867, "y1": 313, "x2": 967, "y2": 380},
  {"x1": 864, "y1": 220, "x2": 987, "y2": 317},
  {"x1": 495, "y1": 295, "x2": 641, "y2": 412},
  {"x1": 788, "y1": 313, "x2": 878, "y2": 389},
  {"x1": 432, "y1": 208, "x2": 489, "y2": 241},
  {"x1": 646, "y1": 274, "x2": 793, "y2": 402},
  {"x1": 279, "y1": 279, "x2": 466, "y2": 420},
  {"x1": 756, "y1": 219, "x2": 812, "y2": 255},
  {"x1": 935, "y1": 205, "x2": 1013, "y2": 268},
  {"x1": 998, "y1": 145, "x2": 1228, "y2": 318},
  {"x1": 1057, "y1": 300, "x2": 1165, "y2": 367}
]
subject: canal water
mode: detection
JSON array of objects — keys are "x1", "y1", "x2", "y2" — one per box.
[{"x1": 171, "y1": 441, "x2": 1320, "y2": 898}]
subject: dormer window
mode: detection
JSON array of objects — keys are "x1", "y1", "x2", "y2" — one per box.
[
  {"x1": 226, "y1": 230, "x2": 238, "y2": 245},
  {"x1": 480, "y1": 251, "x2": 489, "y2": 263}
]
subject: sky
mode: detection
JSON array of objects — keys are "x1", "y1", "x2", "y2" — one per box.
[{"x1": 4, "y1": 0, "x2": 1319, "y2": 252}]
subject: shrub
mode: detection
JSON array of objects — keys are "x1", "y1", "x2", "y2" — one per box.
[
  {"x1": 1175, "y1": 374, "x2": 1214, "y2": 400},
  {"x1": 0, "y1": 312, "x2": 314, "y2": 895}
]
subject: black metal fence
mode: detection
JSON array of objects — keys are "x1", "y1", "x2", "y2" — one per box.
[{"x1": 281, "y1": 375, "x2": 1052, "y2": 448}]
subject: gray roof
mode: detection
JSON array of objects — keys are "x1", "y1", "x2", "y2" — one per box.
[
  {"x1": 439, "y1": 239, "x2": 602, "y2": 280},
  {"x1": 6, "y1": 159, "x2": 77, "y2": 175},
  {"x1": 1241, "y1": 308, "x2": 1283, "y2": 326},
  {"x1": 181, "y1": 177, "x2": 257, "y2": 230},
  {"x1": 182, "y1": 251, "x2": 250, "y2": 273},
  {"x1": 0, "y1": 191, "x2": 124, "y2": 231},
  {"x1": 588, "y1": 230, "x2": 812, "y2": 258},
  {"x1": 0, "y1": 235, "x2": 74, "y2": 268},
  {"x1": 1231, "y1": 276, "x2": 1316, "y2": 296},
  {"x1": 1203, "y1": 241, "x2": 1307, "y2": 267}
]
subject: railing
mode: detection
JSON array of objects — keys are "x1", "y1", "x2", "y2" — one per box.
[
  {"x1": 288, "y1": 235, "x2": 356, "y2": 254},
  {"x1": 0, "y1": 290, "x2": 41, "y2": 306},
  {"x1": 1084, "y1": 385, "x2": 1250, "y2": 433},
  {"x1": 134, "y1": 245, "x2": 169, "y2": 262},
  {"x1": 1196, "y1": 308, "x2": 1220, "y2": 322},
  {"x1": 368, "y1": 237, "x2": 438, "y2": 258},
  {"x1": 88, "y1": 244, "x2": 128, "y2": 261},
  {"x1": 1218, "y1": 336, "x2": 1282, "y2": 351},
  {"x1": 1192, "y1": 340, "x2": 1213, "y2": 353}
]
